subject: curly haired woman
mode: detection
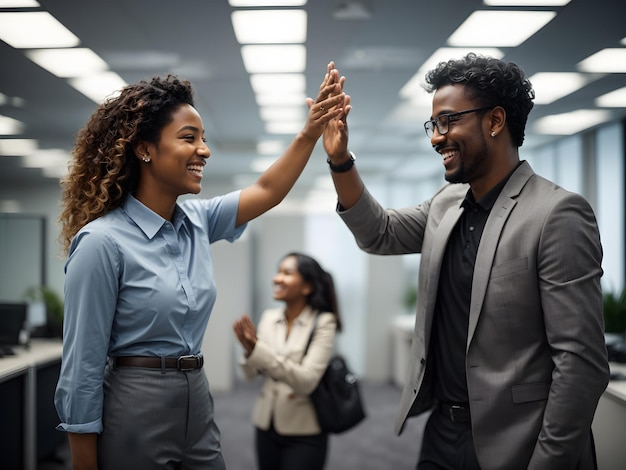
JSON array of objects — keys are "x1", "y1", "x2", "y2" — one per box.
[{"x1": 54, "y1": 62, "x2": 347, "y2": 470}]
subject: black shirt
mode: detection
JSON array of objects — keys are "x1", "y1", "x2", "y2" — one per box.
[{"x1": 431, "y1": 165, "x2": 520, "y2": 405}]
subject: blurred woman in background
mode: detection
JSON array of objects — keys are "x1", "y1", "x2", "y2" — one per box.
[{"x1": 233, "y1": 252, "x2": 342, "y2": 470}]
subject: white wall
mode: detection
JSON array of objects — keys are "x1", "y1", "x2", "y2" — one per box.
[
  {"x1": 203, "y1": 231, "x2": 251, "y2": 392},
  {"x1": 596, "y1": 123, "x2": 625, "y2": 292}
]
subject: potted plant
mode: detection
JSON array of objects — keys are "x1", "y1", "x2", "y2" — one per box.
[
  {"x1": 603, "y1": 287, "x2": 626, "y2": 335},
  {"x1": 23, "y1": 285, "x2": 64, "y2": 338}
]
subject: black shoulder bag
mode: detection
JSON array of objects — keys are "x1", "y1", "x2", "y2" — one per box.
[{"x1": 304, "y1": 314, "x2": 366, "y2": 433}]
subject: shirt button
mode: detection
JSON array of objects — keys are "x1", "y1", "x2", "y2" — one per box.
[{"x1": 469, "y1": 226, "x2": 475, "y2": 232}]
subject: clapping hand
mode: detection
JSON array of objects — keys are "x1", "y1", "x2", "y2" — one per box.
[{"x1": 233, "y1": 314, "x2": 258, "y2": 357}]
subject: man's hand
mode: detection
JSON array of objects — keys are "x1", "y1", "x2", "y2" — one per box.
[{"x1": 323, "y1": 73, "x2": 352, "y2": 161}]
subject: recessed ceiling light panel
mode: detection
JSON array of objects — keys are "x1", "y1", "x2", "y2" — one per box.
[
  {"x1": 0, "y1": 11, "x2": 79, "y2": 48},
  {"x1": 578, "y1": 49, "x2": 626, "y2": 73},
  {"x1": 232, "y1": 10, "x2": 306, "y2": 44},
  {"x1": 448, "y1": 11, "x2": 557, "y2": 47}
]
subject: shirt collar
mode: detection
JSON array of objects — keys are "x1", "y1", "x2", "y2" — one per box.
[
  {"x1": 123, "y1": 195, "x2": 187, "y2": 239},
  {"x1": 463, "y1": 160, "x2": 524, "y2": 212},
  {"x1": 275, "y1": 305, "x2": 315, "y2": 325}
]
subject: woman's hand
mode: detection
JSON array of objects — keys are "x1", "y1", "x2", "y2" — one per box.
[
  {"x1": 233, "y1": 314, "x2": 258, "y2": 356},
  {"x1": 322, "y1": 71, "x2": 352, "y2": 160},
  {"x1": 301, "y1": 61, "x2": 347, "y2": 141}
]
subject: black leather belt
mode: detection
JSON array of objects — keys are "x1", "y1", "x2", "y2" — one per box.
[
  {"x1": 112, "y1": 354, "x2": 204, "y2": 371},
  {"x1": 437, "y1": 402, "x2": 471, "y2": 423}
]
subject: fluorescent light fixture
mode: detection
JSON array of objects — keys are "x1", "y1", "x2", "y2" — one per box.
[
  {"x1": 250, "y1": 157, "x2": 277, "y2": 172},
  {"x1": 528, "y1": 72, "x2": 595, "y2": 105},
  {"x1": 229, "y1": 0, "x2": 306, "y2": 5},
  {"x1": 232, "y1": 10, "x2": 306, "y2": 44},
  {"x1": 250, "y1": 74, "x2": 305, "y2": 94},
  {"x1": 42, "y1": 166, "x2": 69, "y2": 178},
  {"x1": 21, "y1": 148, "x2": 70, "y2": 168},
  {"x1": 259, "y1": 106, "x2": 305, "y2": 122},
  {"x1": 533, "y1": 109, "x2": 611, "y2": 135},
  {"x1": 241, "y1": 45, "x2": 306, "y2": 73},
  {"x1": 303, "y1": 188, "x2": 337, "y2": 214},
  {"x1": 578, "y1": 49, "x2": 626, "y2": 73},
  {"x1": 596, "y1": 86, "x2": 626, "y2": 107},
  {"x1": 483, "y1": 0, "x2": 570, "y2": 5},
  {"x1": 69, "y1": 71, "x2": 127, "y2": 104},
  {"x1": 0, "y1": 115, "x2": 24, "y2": 134},
  {"x1": 265, "y1": 121, "x2": 303, "y2": 134},
  {"x1": 0, "y1": 11, "x2": 80, "y2": 48},
  {"x1": 256, "y1": 92, "x2": 307, "y2": 106},
  {"x1": 0, "y1": 0, "x2": 40, "y2": 6},
  {"x1": 26, "y1": 48, "x2": 108, "y2": 78},
  {"x1": 0, "y1": 200, "x2": 21, "y2": 213},
  {"x1": 333, "y1": 2, "x2": 371, "y2": 20},
  {"x1": 257, "y1": 140, "x2": 285, "y2": 155},
  {"x1": 313, "y1": 175, "x2": 335, "y2": 191},
  {"x1": 400, "y1": 47, "x2": 504, "y2": 101},
  {"x1": 0, "y1": 93, "x2": 25, "y2": 107},
  {"x1": 0, "y1": 138, "x2": 37, "y2": 155},
  {"x1": 448, "y1": 11, "x2": 556, "y2": 47}
]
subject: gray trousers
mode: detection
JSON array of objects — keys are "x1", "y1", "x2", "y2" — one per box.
[{"x1": 98, "y1": 364, "x2": 226, "y2": 470}]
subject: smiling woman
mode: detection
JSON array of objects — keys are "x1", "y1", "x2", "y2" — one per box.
[
  {"x1": 233, "y1": 252, "x2": 343, "y2": 470},
  {"x1": 54, "y1": 63, "x2": 348, "y2": 470}
]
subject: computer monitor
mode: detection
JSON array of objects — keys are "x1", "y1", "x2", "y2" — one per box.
[{"x1": 0, "y1": 302, "x2": 27, "y2": 346}]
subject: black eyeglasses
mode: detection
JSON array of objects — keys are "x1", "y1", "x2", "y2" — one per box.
[{"x1": 423, "y1": 106, "x2": 492, "y2": 138}]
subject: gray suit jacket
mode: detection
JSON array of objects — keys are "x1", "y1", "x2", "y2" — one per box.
[{"x1": 339, "y1": 161, "x2": 609, "y2": 469}]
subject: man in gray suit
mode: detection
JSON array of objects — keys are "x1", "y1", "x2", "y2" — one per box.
[{"x1": 322, "y1": 54, "x2": 610, "y2": 469}]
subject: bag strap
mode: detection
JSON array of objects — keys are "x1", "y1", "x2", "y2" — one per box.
[{"x1": 303, "y1": 312, "x2": 319, "y2": 356}]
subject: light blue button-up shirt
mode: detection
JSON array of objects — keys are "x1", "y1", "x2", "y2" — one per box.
[{"x1": 54, "y1": 191, "x2": 246, "y2": 434}]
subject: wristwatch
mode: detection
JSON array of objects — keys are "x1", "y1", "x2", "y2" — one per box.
[{"x1": 327, "y1": 151, "x2": 355, "y2": 173}]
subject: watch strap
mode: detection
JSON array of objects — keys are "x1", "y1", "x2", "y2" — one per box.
[{"x1": 327, "y1": 151, "x2": 355, "y2": 173}]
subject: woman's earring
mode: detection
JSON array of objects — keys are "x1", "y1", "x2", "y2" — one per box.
[
  {"x1": 490, "y1": 131, "x2": 496, "y2": 138},
  {"x1": 142, "y1": 156, "x2": 151, "y2": 163}
]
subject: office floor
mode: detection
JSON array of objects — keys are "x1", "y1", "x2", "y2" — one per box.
[{"x1": 37, "y1": 380, "x2": 428, "y2": 470}]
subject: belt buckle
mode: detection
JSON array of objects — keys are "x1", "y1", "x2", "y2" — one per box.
[
  {"x1": 449, "y1": 405, "x2": 464, "y2": 423},
  {"x1": 177, "y1": 354, "x2": 199, "y2": 371}
]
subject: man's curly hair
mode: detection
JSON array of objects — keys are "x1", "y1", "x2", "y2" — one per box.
[
  {"x1": 58, "y1": 75, "x2": 195, "y2": 254},
  {"x1": 423, "y1": 53, "x2": 535, "y2": 148}
]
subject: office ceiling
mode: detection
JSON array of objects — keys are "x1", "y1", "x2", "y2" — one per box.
[{"x1": 1, "y1": 0, "x2": 625, "y2": 204}]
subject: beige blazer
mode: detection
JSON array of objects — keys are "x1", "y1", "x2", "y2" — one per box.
[
  {"x1": 238, "y1": 306, "x2": 337, "y2": 435},
  {"x1": 339, "y1": 161, "x2": 610, "y2": 470}
]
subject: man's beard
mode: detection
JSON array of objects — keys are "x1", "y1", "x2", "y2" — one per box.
[
  {"x1": 444, "y1": 137, "x2": 488, "y2": 185},
  {"x1": 445, "y1": 162, "x2": 467, "y2": 184}
]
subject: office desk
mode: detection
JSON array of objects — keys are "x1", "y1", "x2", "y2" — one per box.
[
  {"x1": 592, "y1": 362, "x2": 626, "y2": 470},
  {"x1": 0, "y1": 339, "x2": 63, "y2": 470}
]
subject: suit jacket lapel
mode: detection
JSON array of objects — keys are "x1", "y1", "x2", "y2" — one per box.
[{"x1": 467, "y1": 162, "x2": 534, "y2": 346}]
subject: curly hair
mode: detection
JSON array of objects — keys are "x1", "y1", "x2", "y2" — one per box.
[
  {"x1": 423, "y1": 53, "x2": 535, "y2": 147},
  {"x1": 282, "y1": 252, "x2": 343, "y2": 332},
  {"x1": 58, "y1": 75, "x2": 195, "y2": 254}
]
